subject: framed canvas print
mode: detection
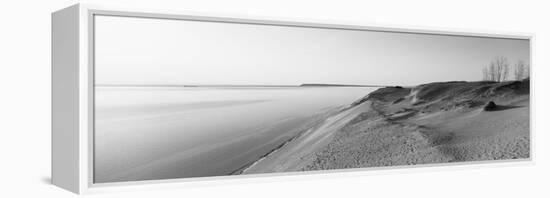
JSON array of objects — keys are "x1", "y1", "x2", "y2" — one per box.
[{"x1": 52, "y1": 4, "x2": 533, "y2": 194}]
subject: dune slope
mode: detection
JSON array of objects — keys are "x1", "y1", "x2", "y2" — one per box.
[
  {"x1": 243, "y1": 79, "x2": 530, "y2": 174},
  {"x1": 305, "y1": 79, "x2": 530, "y2": 170}
]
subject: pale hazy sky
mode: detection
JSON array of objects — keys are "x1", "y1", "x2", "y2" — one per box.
[{"x1": 95, "y1": 15, "x2": 529, "y2": 86}]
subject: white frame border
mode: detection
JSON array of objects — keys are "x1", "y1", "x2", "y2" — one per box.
[{"x1": 53, "y1": 3, "x2": 534, "y2": 194}]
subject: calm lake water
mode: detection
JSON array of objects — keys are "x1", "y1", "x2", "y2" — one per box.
[{"x1": 94, "y1": 87, "x2": 375, "y2": 183}]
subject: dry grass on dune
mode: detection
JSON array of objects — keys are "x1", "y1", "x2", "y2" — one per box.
[{"x1": 304, "y1": 79, "x2": 530, "y2": 170}]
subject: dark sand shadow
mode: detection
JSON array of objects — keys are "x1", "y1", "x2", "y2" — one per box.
[{"x1": 487, "y1": 105, "x2": 523, "y2": 112}]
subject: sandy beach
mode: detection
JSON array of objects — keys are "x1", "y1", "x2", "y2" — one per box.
[{"x1": 242, "y1": 79, "x2": 530, "y2": 174}]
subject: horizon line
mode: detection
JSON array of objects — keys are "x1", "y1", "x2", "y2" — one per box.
[{"x1": 94, "y1": 83, "x2": 390, "y2": 88}]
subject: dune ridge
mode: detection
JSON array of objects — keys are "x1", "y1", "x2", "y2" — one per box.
[{"x1": 242, "y1": 79, "x2": 530, "y2": 173}]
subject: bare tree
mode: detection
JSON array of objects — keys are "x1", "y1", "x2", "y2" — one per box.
[
  {"x1": 502, "y1": 60, "x2": 510, "y2": 81},
  {"x1": 514, "y1": 60, "x2": 526, "y2": 80},
  {"x1": 482, "y1": 57, "x2": 510, "y2": 82},
  {"x1": 483, "y1": 67, "x2": 489, "y2": 81}
]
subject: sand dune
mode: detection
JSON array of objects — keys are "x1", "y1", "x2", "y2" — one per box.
[{"x1": 242, "y1": 79, "x2": 530, "y2": 173}]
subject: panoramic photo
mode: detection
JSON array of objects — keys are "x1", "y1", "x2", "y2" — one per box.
[{"x1": 93, "y1": 15, "x2": 530, "y2": 183}]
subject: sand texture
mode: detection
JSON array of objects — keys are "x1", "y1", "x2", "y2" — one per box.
[{"x1": 243, "y1": 79, "x2": 530, "y2": 174}]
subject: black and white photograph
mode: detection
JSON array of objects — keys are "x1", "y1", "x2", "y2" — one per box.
[
  {"x1": 92, "y1": 15, "x2": 530, "y2": 183},
  {"x1": 5, "y1": 0, "x2": 550, "y2": 197}
]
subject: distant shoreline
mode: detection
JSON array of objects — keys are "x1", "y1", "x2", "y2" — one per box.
[{"x1": 95, "y1": 83, "x2": 389, "y2": 88}]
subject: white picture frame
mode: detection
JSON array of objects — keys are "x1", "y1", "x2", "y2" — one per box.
[{"x1": 52, "y1": 3, "x2": 534, "y2": 194}]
